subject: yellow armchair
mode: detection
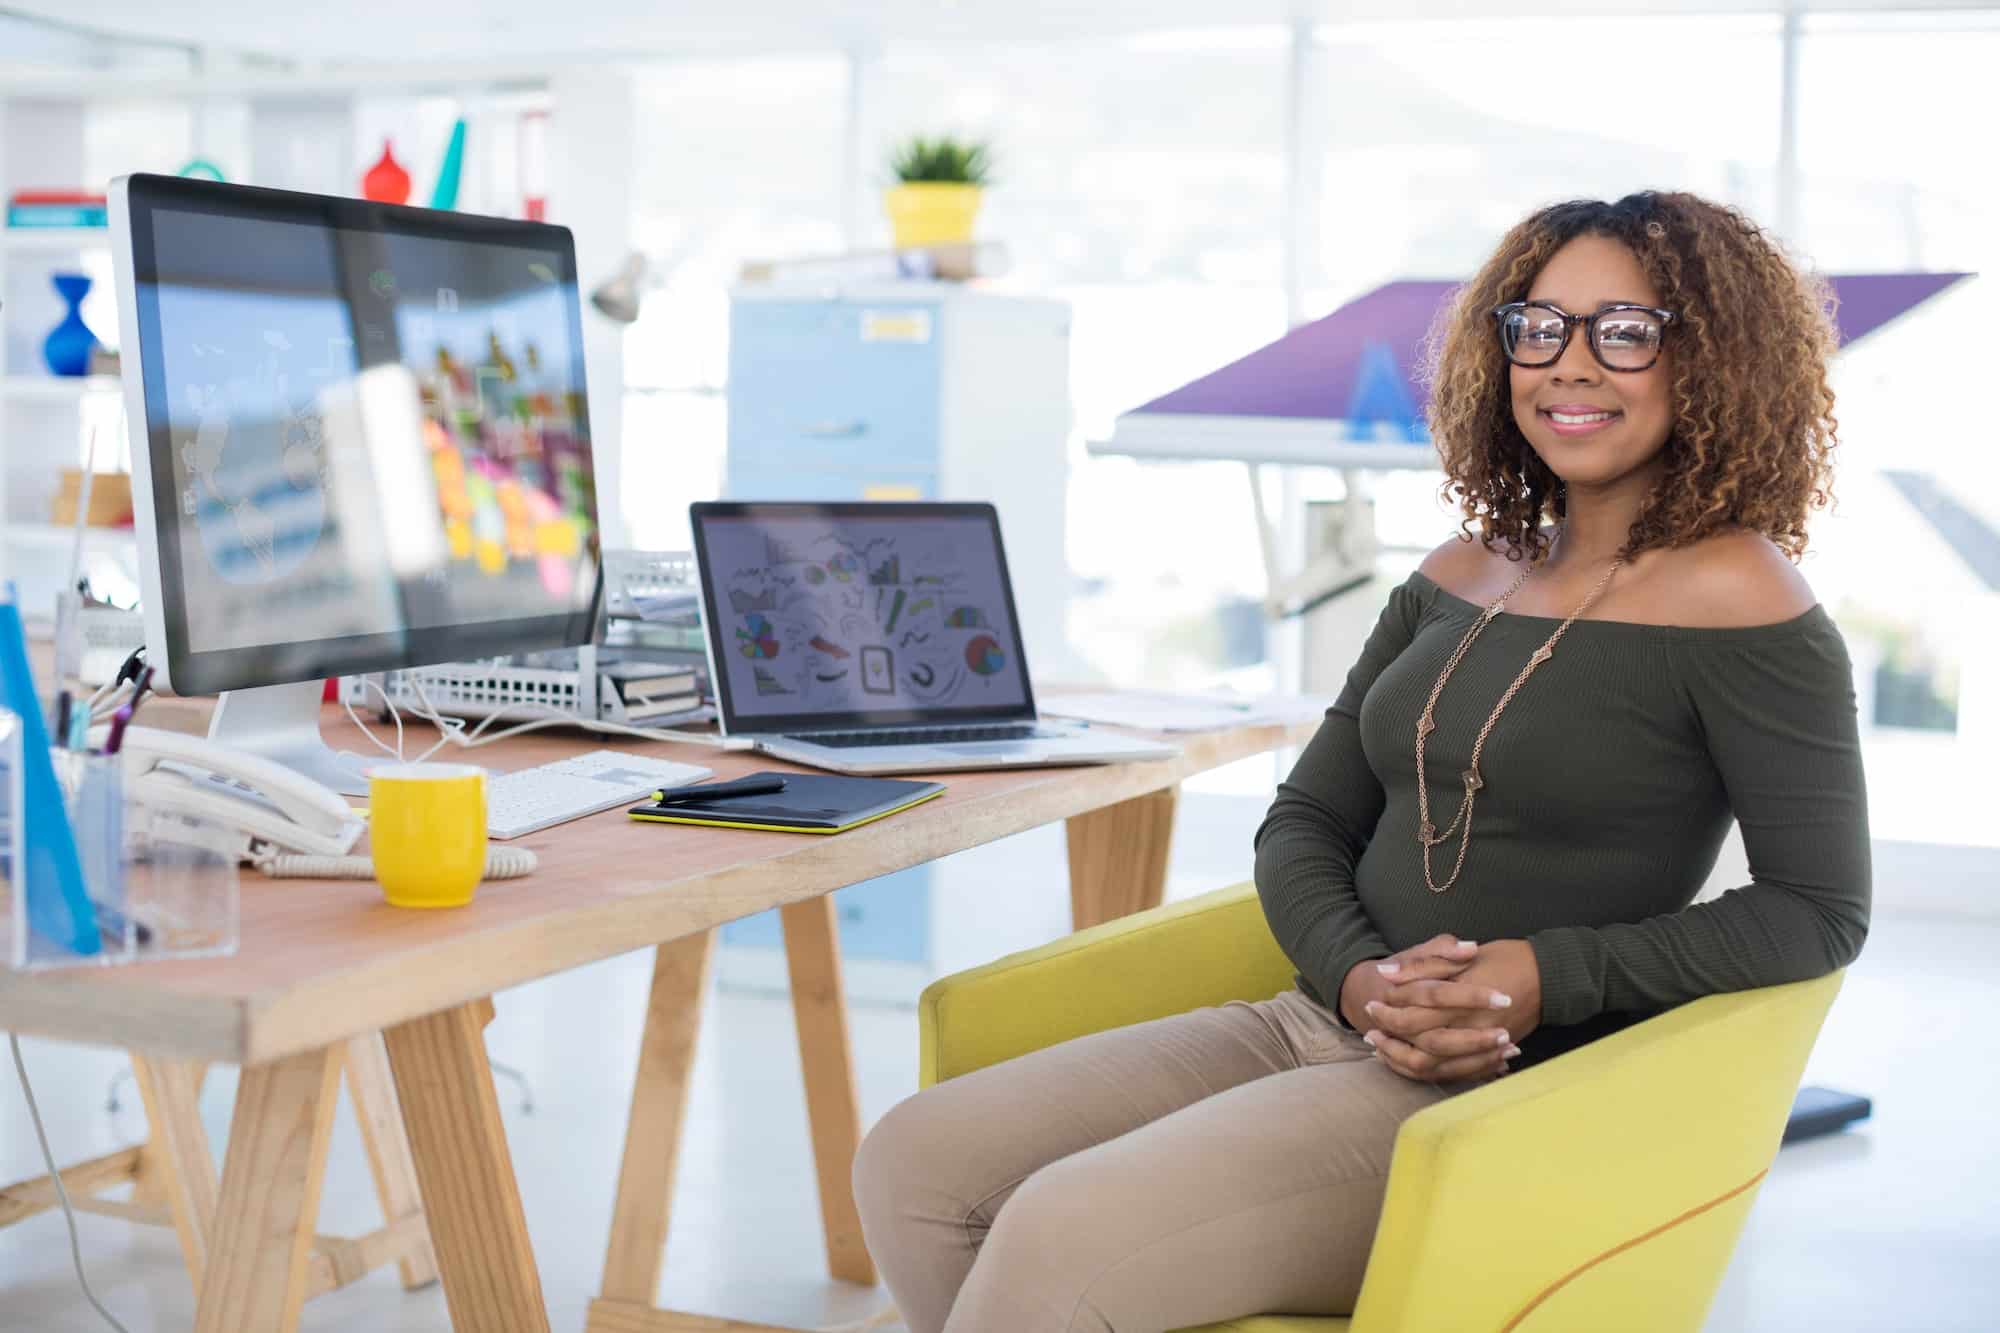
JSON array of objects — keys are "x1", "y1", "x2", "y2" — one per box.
[{"x1": 918, "y1": 882, "x2": 1844, "y2": 1333}]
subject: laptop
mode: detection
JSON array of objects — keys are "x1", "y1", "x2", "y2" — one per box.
[{"x1": 689, "y1": 501, "x2": 1181, "y2": 775}]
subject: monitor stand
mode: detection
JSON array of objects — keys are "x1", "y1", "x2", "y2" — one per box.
[{"x1": 207, "y1": 679, "x2": 375, "y2": 797}]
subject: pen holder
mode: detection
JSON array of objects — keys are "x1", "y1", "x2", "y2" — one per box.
[
  {"x1": 3, "y1": 741, "x2": 238, "y2": 970},
  {"x1": 120, "y1": 805, "x2": 240, "y2": 963}
]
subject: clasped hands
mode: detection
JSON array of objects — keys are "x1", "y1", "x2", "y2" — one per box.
[{"x1": 1338, "y1": 935, "x2": 1543, "y2": 1084}]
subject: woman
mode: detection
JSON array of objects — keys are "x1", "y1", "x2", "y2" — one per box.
[{"x1": 852, "y1": 190, "x2": 1870, "y2": 1333}]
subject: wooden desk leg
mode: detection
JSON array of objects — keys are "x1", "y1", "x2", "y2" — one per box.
[
  {"x1": 192, "y1": 1046, "x2": 344, "y2": 1333},
  {"x1": 599, "y1": 931, "x2": 716, "y2": 1306},
  {"x1": 1066, "y1": 784, "x2": 1180, "y2": 930},
  {"x1": 384, "y1": 999, "x2": 551, "y2": 1333},
  {"x1": 131, "y1": 1056, "x2": 219, "y2": 1297},
  {"x1": 345, "y1": 1032, "x2": 440, "y2": 1289},
  {"x1": 780, "y1": 897, "x2": 876, "y2": 1287}
]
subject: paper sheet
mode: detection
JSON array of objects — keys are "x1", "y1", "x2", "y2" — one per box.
[{"x1": 1039, "y1": 690, "x2": 1333, "y2": 733}]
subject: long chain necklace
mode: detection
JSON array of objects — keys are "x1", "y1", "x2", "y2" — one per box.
[{"x1": 1415, "y1": 530, "x2": 1624, "y2": 893}]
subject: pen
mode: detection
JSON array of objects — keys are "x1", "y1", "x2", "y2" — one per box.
[
  {"x1": 649, "y1": 775, "x2": 787, "y2": 805},
  {"x1": 104, "y1": 665, "x2": 154, "y2": 756}
]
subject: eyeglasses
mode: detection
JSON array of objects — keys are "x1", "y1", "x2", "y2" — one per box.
[{"x1": 1492, "y1": 301, "x2": 1676, "y2": 373}]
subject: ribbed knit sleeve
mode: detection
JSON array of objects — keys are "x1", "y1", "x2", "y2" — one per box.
[
  {"x1": 1253, "y1": 579, "x2": 1426, "y2": 1028},
  {"x1": 1525, "y1": 614, "x2": 1872, "y2": 1027}
]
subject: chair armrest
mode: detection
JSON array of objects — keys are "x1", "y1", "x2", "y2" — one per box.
[
  {"x1": 1350, "y1": 968, "x2": 1845, "y2": 1333},
  {"x1": 919, "y1": 882, "x2": 1297, "y2": 1087}
]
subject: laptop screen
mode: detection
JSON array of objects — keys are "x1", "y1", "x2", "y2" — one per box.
[{"x1": 691, "y1": 501, "x2": 1038, "y2": 733}]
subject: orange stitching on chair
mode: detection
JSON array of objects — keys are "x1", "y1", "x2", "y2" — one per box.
[{"x1": 1496, "y1": 1167, "x2": 1769, "y2": 1332}]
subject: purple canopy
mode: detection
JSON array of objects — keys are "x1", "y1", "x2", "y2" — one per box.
[{"x1": 1135, "y1": 272, "x2": 1973, "y2": 424}]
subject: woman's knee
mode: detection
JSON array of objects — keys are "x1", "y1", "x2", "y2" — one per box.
[
  {"x1": 966, "y1": 1153, "x2": 1107, "y2": 1293},
  {"x1": 853, "y1": 1085, "x2": 970, "y2": 1231}
]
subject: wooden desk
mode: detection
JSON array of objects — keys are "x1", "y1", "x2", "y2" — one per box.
[{"x1": 0, "y1": 707, "x2": 1316, "y2": 1332}]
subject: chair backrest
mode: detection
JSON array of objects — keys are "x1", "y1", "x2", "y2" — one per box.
[
  {"x1": 1351, "y1": 968, "x2": 1845, "y2": 1333},
  {"x1": 920, "y1": 885, "x2": 1297, "y2": 1087}
]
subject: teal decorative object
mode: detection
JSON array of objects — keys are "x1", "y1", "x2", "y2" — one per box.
[
  {"x1": 177, "y1": 158, "x2": 227, "y2": 182},
  {"x1": 430, "y1": 119, "x2": 467, "y2": 210},
  {"x1": 43, "y1": 272, "x2": 100, "y2": 377}
]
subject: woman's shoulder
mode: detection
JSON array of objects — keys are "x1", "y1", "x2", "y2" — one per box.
[
  {"x1": 1632, "y1": 528, "x2": 1817, "y2": 629},
  {"x1": 1413, "y1": 532, "x2": 1513, "y2": 600},
  {"x1": 1414, "y1": 526, "x2": 1819, "y2": 631}
]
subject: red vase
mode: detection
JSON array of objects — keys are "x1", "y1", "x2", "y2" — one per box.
[{"x1": 363, "y1": 140, "x2": 411, "y2": 205}]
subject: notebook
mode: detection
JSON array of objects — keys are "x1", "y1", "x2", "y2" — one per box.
[{"x1": 627, "y1": 771, "x2": 945, "y2": 834}]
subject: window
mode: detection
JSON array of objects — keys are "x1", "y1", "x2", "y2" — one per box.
[
  {"x1": 621, "y1": 55, "x2": 848, "y2": 551},
  {"x1": 877, "y1": 30, "x2": 1290, "y2": 688}
]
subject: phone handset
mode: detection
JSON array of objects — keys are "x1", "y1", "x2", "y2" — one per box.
[{"x1": 114, "y1": 725, "x2": 366, "y2": 863}]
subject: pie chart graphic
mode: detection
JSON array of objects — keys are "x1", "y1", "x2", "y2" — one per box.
[
  {"x1": 736, "y1": 613, "x2": 780, "y2": 659},
  {"x1": 965, "y1": 634, "x2": 1006, "y2": 676}
]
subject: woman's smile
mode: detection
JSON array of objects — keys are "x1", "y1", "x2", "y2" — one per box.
[{"x1": 1537, "y1": 402, "x2": 1624, "y2": 436}]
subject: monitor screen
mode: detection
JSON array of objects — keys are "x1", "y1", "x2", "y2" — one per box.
[
  {"x1": 691, "y1": 502, "x2": 1036, "y2": 732},
  {"x1": 116, "y1": 175, "x2": 600, "y2": 695}
]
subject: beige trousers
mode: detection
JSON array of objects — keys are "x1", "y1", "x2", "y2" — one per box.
[{"x1": 851, "y1": 987, "x2": 1493, "y2": 1333}]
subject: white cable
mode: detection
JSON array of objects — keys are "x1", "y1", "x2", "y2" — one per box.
[
  {"x1": 340, "y1": 674, "x2": 413, "y2": 761},
  {"x1": 254, "y1": 845, "x2": 538, "y2": 879},
  {"x1": 7, "y1": 1034, "x2": 133, "y2": 1333}
]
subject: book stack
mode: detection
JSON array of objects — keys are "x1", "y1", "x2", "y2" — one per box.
[
  {"x1": 599, "y1": 660, "x2": 703, "y2": 723},
  {"x1": 7, "y1": 190, "x2": 109, "y2": 229}
]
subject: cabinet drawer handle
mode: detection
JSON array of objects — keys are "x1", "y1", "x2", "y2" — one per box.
[{"x1": 801, "y1": 420, "x2": 868, "y2": 438}]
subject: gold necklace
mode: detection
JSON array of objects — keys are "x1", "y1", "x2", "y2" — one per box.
[{"x1": 1415, "y1": 533, "x2": 1624, "y2": 893}]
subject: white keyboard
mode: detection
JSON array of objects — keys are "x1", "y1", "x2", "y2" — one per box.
[{"x1": 485, "y1": 750, "x2": 712, "y2": 840}]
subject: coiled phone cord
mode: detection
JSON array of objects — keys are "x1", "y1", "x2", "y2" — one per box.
[{"x1": 254, "y1": 845, "x2": 538, "y2": 879}]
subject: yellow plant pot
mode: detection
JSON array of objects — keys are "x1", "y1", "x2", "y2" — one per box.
[{"x1": 885, "y1": 182, "x2": 984, "y2": 249}]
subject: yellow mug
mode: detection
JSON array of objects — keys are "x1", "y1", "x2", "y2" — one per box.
[{"x1": 368, "y1": 763, "x2": 487, "y2": 908}]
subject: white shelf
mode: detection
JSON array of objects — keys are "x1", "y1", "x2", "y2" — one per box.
[
  {"x1": 2, "y1": 520, "x2": 136, "y2": 564},
  {"x1": 1, "y1": 227, "x2": 110, "y2": 253},
  {"x1": 0, "y1": 374, "x2": 120, "y2": 401},
  {"x1": 0, "y1": 65, "x2": 554, "y2": 100},
  {"x1": 4, "y1": 522, "x2": 136, "y2": 555}
]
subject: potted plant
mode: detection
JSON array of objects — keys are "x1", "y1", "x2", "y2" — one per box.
[{"x1": 884, "y1": 135, "x2": 993, "y2": 250}]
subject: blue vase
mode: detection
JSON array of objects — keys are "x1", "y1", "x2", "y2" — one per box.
[{"x1": 42, "y1": 272, "x2": 99, "y2": 377}]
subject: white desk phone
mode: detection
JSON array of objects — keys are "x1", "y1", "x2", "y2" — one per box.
[{"x1": 109, "y1": 726, "x2": 535, "y2": 880}]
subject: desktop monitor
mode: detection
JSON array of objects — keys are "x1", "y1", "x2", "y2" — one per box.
[{"x1": 110, "y1": 174, "x2": 601, "y2": 792}]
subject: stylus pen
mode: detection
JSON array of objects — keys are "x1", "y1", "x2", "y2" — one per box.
[
  {"x1": 649, "y1": 775, "x2": 788, "y2": 805},
  {"x1": 104, "y1": 666, "x2": 154, "y2": 756}
]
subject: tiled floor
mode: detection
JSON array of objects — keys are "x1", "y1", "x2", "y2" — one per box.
[{"x1": 2, "y1": 786, "x2": 1994, "y2": 1332}]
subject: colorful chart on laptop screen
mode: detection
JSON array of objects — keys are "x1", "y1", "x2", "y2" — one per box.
[
  {"x1": 701, "y1": 512, "x2": 1029, "y2": 719},
  {"x1": 964, "y1": 634, "x2": 1006, "y2": 676}
]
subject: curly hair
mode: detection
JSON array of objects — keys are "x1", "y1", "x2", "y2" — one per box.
[{"x1": 1421, "y1": 190, "x2": 1839, "y2": 564}]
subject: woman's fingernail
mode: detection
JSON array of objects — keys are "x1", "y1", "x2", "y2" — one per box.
[
  {"x1": 1364, "y1": 1001, "x2": 1381, "y2": 1015},
  {"x1": 1504, "y1": 1045, "x2": 1522, "y2": 1059},
  {"x1": 1490, "y1": 993, "x2": 1512, "y2": 1007},
  {"x1": 1376, "y1": 962, "x2": 1400, "y2": 975},
  {"x1": 1458, "y1": 940, "x2": 1477, "y2": 949},
  {"x1": 1362, "y1": 1031, "x2": 1379, "y2": 1047}
]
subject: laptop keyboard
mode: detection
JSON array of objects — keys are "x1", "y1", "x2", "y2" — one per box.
[{"x1": 792, "y1": 724, "x2": 1043, "y2": 748}]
